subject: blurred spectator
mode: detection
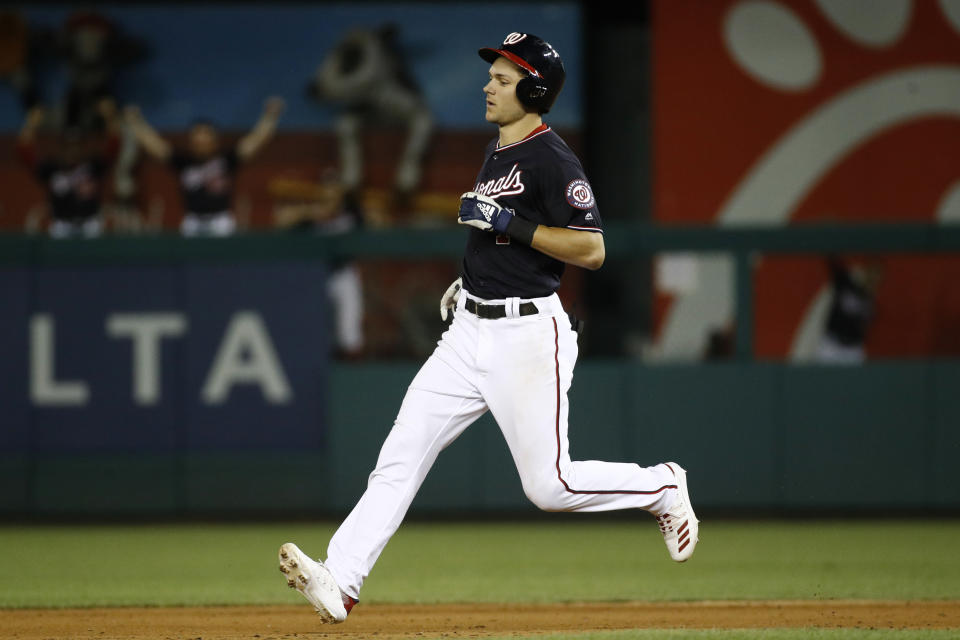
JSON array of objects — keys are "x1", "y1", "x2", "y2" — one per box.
[
  {"x1": 704, "y1": 324, "x2": 735, "y2": 360},
  {"x1": 816, "y1": 256, "x2": 884, "y2": 364},
  {"x1": 0, "y1": 10, "x2": 40, "y2": 111},
  {"x1": 58, "y1": 11, "x2": 147, "y2": 133},
  {"x1": 2, "y1": 10, "x2": 148, "y2": 230},
  {"x1": 307, "y1": 24, "x2": 432, "y2": 215},
  {"x1": 271, "y1": 169, "x2": 365, "y2": 358},
  {"x1": 17, "y1": 101, "x2": 120, "y2": 238},
  {"x1": 124, "y1": 97, "x2": 285, "y2": 236}
]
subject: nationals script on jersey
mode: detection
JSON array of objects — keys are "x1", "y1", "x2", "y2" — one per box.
[
  {"x1": 474, "y1": 162, "x2": 526, "y2": 198},
  {"x1": 462, "y1": 125, "x2": 603, "y2": 300}
]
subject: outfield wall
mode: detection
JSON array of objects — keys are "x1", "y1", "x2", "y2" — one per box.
[
  {"x1": 327, "y1": 360, "x2": 960, "y2": 513},
  {"x1": 2, "y1": 360, "x2": 958, "y2": 516},
  {"x1": 1, "y1": 231, "x2": 958, "y2": 516}
]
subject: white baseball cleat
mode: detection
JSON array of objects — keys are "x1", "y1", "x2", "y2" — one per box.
[
  {"x1": 655, "y1": 462, "x2": 699, "y2": 562},
  {"x1": 278, "y1": 542, "x2": 355, "y2": 623}
]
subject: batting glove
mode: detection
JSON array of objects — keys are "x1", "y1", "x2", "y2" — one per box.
[
  {"x1": 458, "y1": 191, "x2": 513, "y2": 234},
  {"x1": 440, "y1": 276, "x2": 462, "y2": 321}
]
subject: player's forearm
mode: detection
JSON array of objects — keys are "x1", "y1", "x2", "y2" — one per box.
[
  {"x1": 97, "y1": 98, "x2": 121, "y2": 136},
  {"x1": 19, "y1": 106, "x2": 44, "y2": 142},
  {"x1": 129, "y1": 121, "x2": 171, "y2": 161},
  {"x1": 18, "y1": 126, "x2": 37, "y2": 143},
  {"x1": 530, "y1": 226, "x2": 605, "y2": 270},
  {"x1": 124, "y1": 106, "x2": 172, "y2": 161},
  {"x1": 238, "y1": 99, "x2": 283, "y2": 161},
  {"x1": 237, "y1": 119, "x2": 277, "y2": 161}
]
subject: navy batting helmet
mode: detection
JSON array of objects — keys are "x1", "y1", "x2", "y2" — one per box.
[{"x1": 479, "y1": 32, "x2": 565, "y2": 114}]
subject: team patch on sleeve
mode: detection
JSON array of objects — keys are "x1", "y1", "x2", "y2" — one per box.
[{"x1": 565, "y1": 179, "x2": 595, "y2": 210}]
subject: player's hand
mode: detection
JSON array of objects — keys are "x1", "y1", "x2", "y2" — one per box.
[
  {"x1": 440, "y1": 276, "x2": 462, "y2": 321},
  {"x1": 458, "y1": 191, "x2": 513, "y2": 234}
]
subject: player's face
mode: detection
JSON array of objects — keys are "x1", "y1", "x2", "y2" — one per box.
[
  {"x1": 484, "y1": 57, "x2": 528, "y2": 126},
  {"x1": 188, "y1": 124, "x2": 220, "y2": 158}
]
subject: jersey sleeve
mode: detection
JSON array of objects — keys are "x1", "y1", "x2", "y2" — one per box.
[{"x1": 540, "y1": 156, "x2": 603, "y2": 233}]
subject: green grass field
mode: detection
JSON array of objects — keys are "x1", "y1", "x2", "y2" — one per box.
[
  {"x1": 1, "y1": 519, "x2": 957, "y2": 639},
  {"x1": 1, "y1": 519, "x2": 958, "y2": 607}
]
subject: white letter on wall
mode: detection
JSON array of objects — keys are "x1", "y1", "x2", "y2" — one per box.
[
  {"x1": 30, "y1": 314, "x2": 90, "y2": 406},
  {"x1": 106, "y1": 313, "x2": 188, "y2": 405},
  {"x1": 201, "y1": 311, "x2": 292, "y2": 405}
]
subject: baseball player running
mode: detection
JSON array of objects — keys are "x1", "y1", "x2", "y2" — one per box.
[{"x1": 279, "y1": 33, "x2": 698, "y2": 623}]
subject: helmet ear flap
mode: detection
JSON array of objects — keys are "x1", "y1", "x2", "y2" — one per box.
[{"x1": 516, "y1": 75, "x2": 551, "y2": 113}]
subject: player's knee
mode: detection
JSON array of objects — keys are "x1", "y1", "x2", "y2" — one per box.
[{"x1": 521, "y1": 475, "x2": 569, "y2": 512}]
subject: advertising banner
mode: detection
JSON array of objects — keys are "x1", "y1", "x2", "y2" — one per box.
[
  {"x1": 1, "y1": 263, "x2": 330, "y2": 453},
  {"x1": 652, "y1": 0, "x2": 960, "y2": 359}
]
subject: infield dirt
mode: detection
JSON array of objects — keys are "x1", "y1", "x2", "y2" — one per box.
[{"x1": 2, "y1": 600, "x2": 958, "y2": 639}]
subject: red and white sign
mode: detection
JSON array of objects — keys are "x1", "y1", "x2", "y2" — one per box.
[{"x1": 652, "y1": 0, "x2": 960, "y2": 359}]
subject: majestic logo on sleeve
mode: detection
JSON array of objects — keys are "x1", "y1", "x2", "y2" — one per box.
[
  {"x1": 566, "y1": 179, "x2": 595, "y2": 209},
  {"x1": 475, "y1": 163, "x2": 525, "y2": 198}
]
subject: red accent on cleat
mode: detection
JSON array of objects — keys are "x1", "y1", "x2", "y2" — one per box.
[{"x1": 342, "y1": 592, "x2": 358, "y2": 615}]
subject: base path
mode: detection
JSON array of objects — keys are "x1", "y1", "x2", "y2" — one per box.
[{"x1": 2, "y1": 600, "x2": 958, "y2": 639}]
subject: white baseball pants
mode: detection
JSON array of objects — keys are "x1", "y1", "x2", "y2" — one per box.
[
  {"x1": 180, "y1": 211, "x2": 236, "y2": 237},
  {"x1": 49, "y1": 216, "x2": 103, "y2": 238},
  {"x1": 325, "y1": 290, "x2": 679, "y2": 599}
]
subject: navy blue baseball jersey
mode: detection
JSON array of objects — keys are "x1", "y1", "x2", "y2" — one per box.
[
  {"x1": 461, "y1": 125, "x2": 602, "y2": 299},
  {"x1": 170, "y1": 149, "x2": 239, "y2": 216},
  {"x1": 17, "y1": 138, "x2": 117, "y2": 222},
  {"x1": 34, "y1": 157, "x2": 110, "y2": 221}
]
